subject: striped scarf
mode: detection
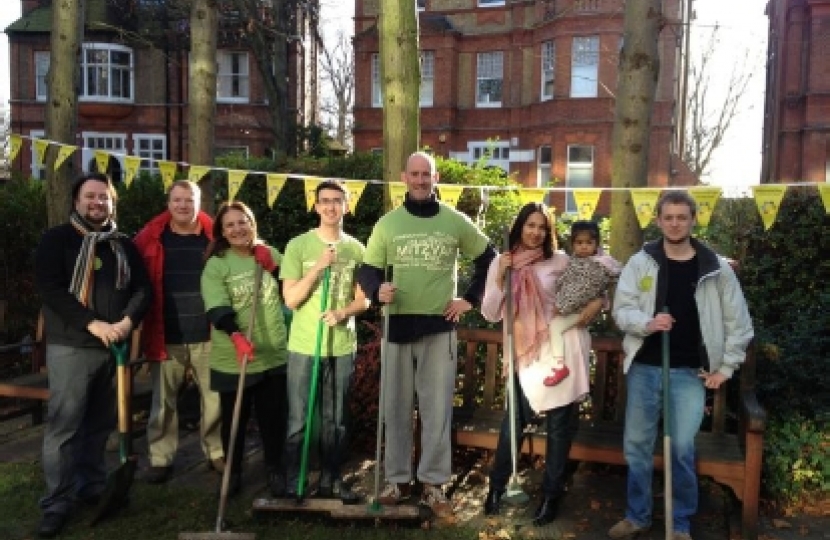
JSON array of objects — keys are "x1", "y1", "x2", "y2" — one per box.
[{"x1": 69, "y1": 211, "x2": 131, "y2": 306}]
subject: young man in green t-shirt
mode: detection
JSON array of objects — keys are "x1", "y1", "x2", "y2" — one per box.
[
  {"x1": 280, "y1": 181, "x2": 369, "y2": 503},
  {"x1": 357, "y1": 152, "x2": 497, "y2": 517}
]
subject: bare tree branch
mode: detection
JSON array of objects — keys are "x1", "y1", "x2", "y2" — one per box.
[
  {"x1": 683, "y1": 26, "x2": 756, "y2": 180},
  {"x1": 319, "y1": 29, "x2": 354, "y2": 147}
]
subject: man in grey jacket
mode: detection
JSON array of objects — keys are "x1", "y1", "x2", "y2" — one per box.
[{"x1": 609, "y1": 190, "x2": 753, "y2": 540}]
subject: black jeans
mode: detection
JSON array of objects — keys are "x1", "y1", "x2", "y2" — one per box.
[
  {"x1": 219, "y1": 369, "x2": 288, "y2": 476},
  {"x1": 489, "y1": 375, "x2": 578, "y2": 498}
]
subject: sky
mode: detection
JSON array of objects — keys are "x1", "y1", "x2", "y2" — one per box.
[{"x1": 1, "y1": 1, "x2": 768, "y2": 190}]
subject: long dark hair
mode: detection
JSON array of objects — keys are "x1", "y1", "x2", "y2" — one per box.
[
  {"x1": 507, "y1": 202, "x2": 556, "y2": 257},
  {"x1": 204, "y1": 201, "x2": 259, "y2": 260}
]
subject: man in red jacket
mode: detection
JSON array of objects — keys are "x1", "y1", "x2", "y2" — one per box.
[{"x1": 134, "y1": 180, "x2": 223, "y2": 483}]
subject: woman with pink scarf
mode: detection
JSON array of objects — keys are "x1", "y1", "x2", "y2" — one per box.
[{"x1": 480, "y1": 203, "x2": 602, "y2": 527}]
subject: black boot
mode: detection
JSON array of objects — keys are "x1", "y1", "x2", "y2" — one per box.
[
  {"x1": 532, "y1": 496, "x2": 560, "y2": 527},
  {"x1": 483, "y1": 488, "x2": 504, "y2": 516}
]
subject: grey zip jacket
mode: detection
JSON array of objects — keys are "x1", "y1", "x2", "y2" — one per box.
[{"x1": 612, "y1": 238, "x2": 754, "y2": 378}]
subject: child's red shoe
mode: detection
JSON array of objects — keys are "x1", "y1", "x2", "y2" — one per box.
[{"x1": 543, "y1": 365, "x2": 570, "y2": 387}]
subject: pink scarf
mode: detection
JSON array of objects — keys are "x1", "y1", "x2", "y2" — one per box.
[{"x1": 509, "y1": 248, "x2": 550, "y2": 370}]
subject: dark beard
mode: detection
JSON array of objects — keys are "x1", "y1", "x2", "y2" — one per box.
[{"x1": 664, "y1": 234, "x2": 690, "y2": 245}]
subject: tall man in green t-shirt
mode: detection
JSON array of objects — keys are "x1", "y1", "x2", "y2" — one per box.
[
  {"x1": 281, "y1": 181, "x2": 369, "y2": 503},
  {"x1": 357, "y1": 152, "x2": 497, "y2": 517}
]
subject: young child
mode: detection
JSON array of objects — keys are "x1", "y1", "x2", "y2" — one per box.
[{"x1": 544, "y1": 221, "x2": 620, "y2": 387}]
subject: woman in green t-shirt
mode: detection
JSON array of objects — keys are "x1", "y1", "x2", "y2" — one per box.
[{"x1": 201, "y1": 201, "x2": 289, "y2": 498}]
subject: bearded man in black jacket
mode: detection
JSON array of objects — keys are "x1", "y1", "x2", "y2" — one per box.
[{"x1": 33, "y1": 173, "x2": 152, "y2": 538}]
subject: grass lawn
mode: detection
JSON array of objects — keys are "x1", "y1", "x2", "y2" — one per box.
[{"x1": 0, "y1": 462, "x2": 480, "y2": 540}]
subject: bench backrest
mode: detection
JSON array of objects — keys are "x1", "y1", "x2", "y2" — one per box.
[{"x1": 455, "y1": 326, "x2": 755, "y2": 435}]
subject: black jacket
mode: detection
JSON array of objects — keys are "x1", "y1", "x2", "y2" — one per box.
[{"x1": 34, "y1": 223, "x2": 152, "y2": 349}]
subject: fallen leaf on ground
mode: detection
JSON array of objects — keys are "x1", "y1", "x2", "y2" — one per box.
[{"x1": 772, "y1": 519, "x2": 792, "y2": 529}]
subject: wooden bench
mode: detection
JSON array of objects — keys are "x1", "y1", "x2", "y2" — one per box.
[
  {"x1": 0, "y1": 314, "x2": 150, "y2": 426},
  {"x1": 452, "y1": 327, "x2": 765, "y2": 540}
]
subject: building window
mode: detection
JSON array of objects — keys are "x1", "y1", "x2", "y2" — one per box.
[
  {"x1": 215, "y1": 146, "x2": 249, "y2": 160},
  {"x1": 478, "y1": 0, "x2": 505, "y2": 6},
  {"x1": 35, "y1": 51, "x2": 49, "y2": 101},
  {"x1": 133, "y1": 135, "x2": 166, "y2": 174},
  {"x1": 217, "y1": 51, "x2": 250, "y2": 102},
  {"x1": 538, "y1": 145, "x2": 552, "y2": 187},
  {"x1": 469, "y1": 141, "x2": 510, "y2": 172},
  {"x1": 82, "y1": 43, "x2": 134, "y2": 102},
  {"x1": 371, "y1": 53, "x2": 382, "y2": 107},
  {"x1": 541, "y1": 41, "x2": 555, "y2": 101},
  {"x1": 83, "y1": 132, "x2": 127, "y2": 183},
  {"x1": 476, "y1": 51, "x2": 503, "y2": 107},
  {"x1": 421, "y1": 51, "x2": 434, "y2": 107},
  {"x1": 565, "y1": 145, "x2": 594, "y2": 213},
  {"x1": 373, "y1": 52, "x2": 433, "y2": 107},
  {"x1": 30, "y1": 130, "x2": 46, "y2": 180},
  {"x1": 417, "y1": 0, "x2": 426, "y2": 11},
  {"x1": 570, "y1": 36, "x2": 599, "y2": 98}
]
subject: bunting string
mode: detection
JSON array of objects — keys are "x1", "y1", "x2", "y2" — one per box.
[{"x1": 7, "y1": 133, "x2": 830, "y2": 228}]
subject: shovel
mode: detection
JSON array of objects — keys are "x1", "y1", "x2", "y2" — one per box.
[{"x1": 90, "y1": 341, "x2": 136, "y2": 525}]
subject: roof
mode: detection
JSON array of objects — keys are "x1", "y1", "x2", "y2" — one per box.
[{"x1": 5, "y1": 0, "x2": 111, "y2": 34}]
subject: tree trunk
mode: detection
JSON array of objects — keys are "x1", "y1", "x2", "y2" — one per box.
[
  {"x1": 188, "y1": 0, "x2": 219, "y2": 213},
  {"x1": 609, "y1": 0, "x2": 662, "y2": 263},
  {"x1": 379, "y1": 0, "x2": 420, "y2": 205},
  {"x1": 44, "y1": 0, "x2": 84, "y2": 227}
]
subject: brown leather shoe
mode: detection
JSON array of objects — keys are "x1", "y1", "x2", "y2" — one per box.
[{"x1": 377, "y1": 482, "x2": 411, "y2": 505}]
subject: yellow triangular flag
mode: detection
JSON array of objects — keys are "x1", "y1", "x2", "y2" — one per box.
[
  {"x1": 819, "y1": 184, "x2": 830, "y2": 215},
  {"x1": 389, "y1": 182, "x2": 407, "y2": 210},
  {"x1": 751, "y1": 185, "x2": 787, "y2": 230},
  {"x1": 34, "y1": 139, "x2": 49, "y2": 168},
  {"x1": 518, "y1": 188, "x2": 547, "y2": 207},
  {"x1": 304, "y1": 177, "x2": 323, "y2": 211},
  {"x1": 688, "y1": 186, "x2": 722, "y2": 227},
  {"x1": 9, "y1": 135, "x2": 22, "y2": 164},
  {"x1": 343, "y1": 180, "x2": 367, "y2": 215},
  {"x1": 228, "y1": 170, "x2": 247, "y2": 201},
  {"x1": 573, "y1": 189, "x2": 602, "y2": 220},
  {"x1": 630, "y1": 188, "x2": 662, "y2": 229},
  {"x1": 266, "y1": 174, "x2": 288, "y2": 208},
  {"x1": 438, "y1": 185, "x2": 464, "y2": 208},
  {"x1": 158, "y1": 160, "x2": 178, "y2": 191},
  {"x1": 189, "y1": 165, "x2": 210, "y2": 183},
  {"x1": 54, "y1": 145, "x2": 76, "y2": 171},
  {"x1": 123, "y1": 156, "x2": 141, "y2": 188},
  {"x1": 94, "y1": 150, "x2": 111, "y2": 174}
]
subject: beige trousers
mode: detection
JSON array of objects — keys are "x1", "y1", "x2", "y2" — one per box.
[{"x1": 146, "y1": 342, "x2": 223, "y2": 466}]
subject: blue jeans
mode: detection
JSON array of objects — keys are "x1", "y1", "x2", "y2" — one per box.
[
  {"x1": 489, "y1": 375, "x2": 578, "y2": 498},
  {"x1": 624, "y1": 363, "x2": 705, "y2": 534},
  {"x1": 40, "y1": 345, "x2": 115, "y2": 516},
  {"x1": 285, "y1": 352, "x2": 354, "y2": 487}
]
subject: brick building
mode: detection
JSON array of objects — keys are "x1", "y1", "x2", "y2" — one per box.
[
  {"x1": 353, "y1": 0, "x2": 695, "y2": 213},
  {"x1": 761, "y1": 0, "x2": 830, "y2": 183},
  {"x1": 5, "y1": 0, "x2": 319, "y2": 181}
]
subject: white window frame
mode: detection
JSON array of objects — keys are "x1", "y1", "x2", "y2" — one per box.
[
  {"x1": 217, "y1": 51, "x2": 250, "y2": 103},
  {"x1": 565, "y1": 145, "x2": 594, "y2": 213},
  {"x1": 371, "y1": 53, "x2": 382, "y2": 108},
  {"x1": 30, "y1": 130, "x2": 46, "y2": 180},
  {"x1": 82, "y1": 131, "x2": 127, "y2": 182},
  {"x1": 417, "y1": 0, "x2": 426, "y2": 11},
  {"x1": 541, "y1": 41, "x2": 555, "y2": 101},
  {"x1": 81, "y1": 43, "x2": 134, "y2": 103},
  {"x1": 420, "y1": 51, "x2": 435, "y2": 107},
  {"x1": 133, "y1": 134, "x2": 167, "y2": 174},
  {"x1": 215, "y1": 146, "x2": 249, "y2": 160},
  {"x1": 537, "y1": 145, "x2": 552, "y2": 187},
  {"x1": 35, "y1": 51, "x2": 50, "y2": 102},
  {"x1": 478, "y1": 0, "x2": 505, "y2": 6},
  {"x1": 469, "y1": 141, "x2": 510, "y2": 172},
  {"x1": 570, "y1": 36, "x2": 599, "y2": 98},
  {"x1": 476, "y1": 51, "x2": 503, "y2": 108}
]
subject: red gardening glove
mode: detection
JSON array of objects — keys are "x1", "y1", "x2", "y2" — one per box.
[
  {"x1": 230, "y1": 332, "x2": 255, "y2": 364},
  {"x1": 253, "y1": 244, "x2": 277, "y2": 273}
]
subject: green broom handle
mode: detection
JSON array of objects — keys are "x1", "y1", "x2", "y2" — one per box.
[{"x1": 297, "y1": 266, "x2": 331, "y2": 498}]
